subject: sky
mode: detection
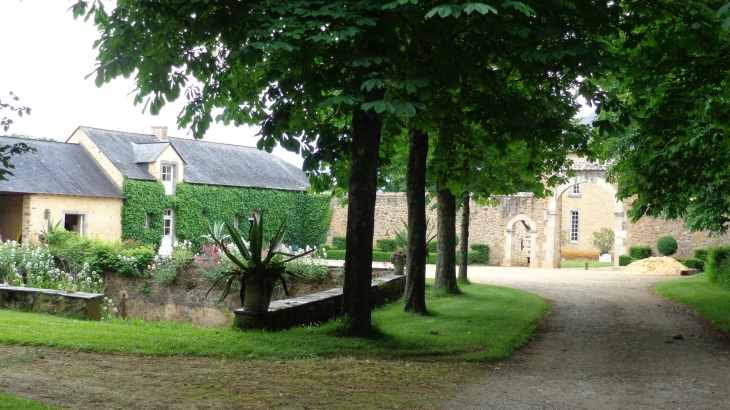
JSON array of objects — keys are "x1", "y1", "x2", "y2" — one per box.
[
  {"x1": 0, "y1": 0, "x2": 304, "y2": 166},
  {"x1": 0, "y1": 1, "x2": 594, "y2": 169}
]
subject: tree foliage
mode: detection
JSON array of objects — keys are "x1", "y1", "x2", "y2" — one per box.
[
  {"x1": 0, "y1": 92, "x2": 34, "y2": 181},
  {"x1": 594, "y1": 1, "x2": 730, "y2": 234}
]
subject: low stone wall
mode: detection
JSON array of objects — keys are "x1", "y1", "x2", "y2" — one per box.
[
  {"x1": 104, "y1": 274, "x2": 242, "y2": 328},
  {"x1": 234, "y1": 274, "x2": 406, "y2": 331},
  {"x1": 103, "y1": 268, "x2": 343, "y2": 328},
  {"x1": 0, "y1": 285, "x2": 104, "y2": 320}
]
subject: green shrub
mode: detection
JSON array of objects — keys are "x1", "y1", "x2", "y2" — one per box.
[
  {"x1": 326, "y1": 249, "x2": 345, "y2": 260},
  {"x1": 376, "y1": 239, "x2": 397, "y2": 252},
  {"x1": 372, "y1": 251, "x2": 393, "y2": 263},
  {"x1": 319, "y1": 243, "x2": 331, "y2": 251},
  {"x1": 331, "y1": 236, "x2": 347, "y2": 250},
  {"x1": 706, "y1": 245, "x2": 730, "y2": 289},
  {"x1": 629, "y1": 246, "x2": 651, "y2": 260},
  {"x1": 695, "y1": 248, "x2": 709, "y2": 262},
  {"x1": 657, "y1": 236, "x2": 678, "y2": 256},
  {"x1": 468, "y1": 251, "x2": 489, "y2": 265},
  {"x1": 470, "y1": 243, "x2": 489, "y2": 252},
  {"x1": 469, "y1": 243, "x2": 489, "y2": 265},
  {"x1": 682, "y1": 258, "x2": 704, "y2": 271},
  {"x1": 619, "y1": 254, "x2": 635, "y2": 266},
  {"x1": 427, "y1": 236, "x2": 460, "y2": 254}
]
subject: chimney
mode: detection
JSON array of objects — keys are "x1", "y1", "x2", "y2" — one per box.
[{"x1": 151, "y1": 126, "x2": 168, "y2": 142}]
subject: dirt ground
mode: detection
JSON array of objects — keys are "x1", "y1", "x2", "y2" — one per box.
[
  {"x1": 442, "y1": 266, "x2": 730, "y2": 409},
  {"x1": 2, "y1": 265, "x2": 730, "y2": 409}
]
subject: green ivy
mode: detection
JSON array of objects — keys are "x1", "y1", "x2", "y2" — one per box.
[
  {"x1": 121, "y1": 177, "x2": 168, "y2": 249},
  {"x1": 121, "y1": 178, "x2": 333, "y2": 250}
]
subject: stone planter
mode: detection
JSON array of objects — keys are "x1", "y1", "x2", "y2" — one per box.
[
  {"x1": 243, "y1": 275, "x2": 275, "y2": 312},
  {"x1": 599, "y1": 253, "x2": 612, "y2": 263},
  {"x1": 392, "y1": 261, "x2": 405, "y2": 275}
]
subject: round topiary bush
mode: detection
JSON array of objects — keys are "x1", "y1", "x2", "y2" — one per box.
[{"x1": 657, "y1": 236, "x2": 678, "y2": 256}]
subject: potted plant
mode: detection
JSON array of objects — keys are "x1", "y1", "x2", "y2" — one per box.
[
  {"x1": 207, "y1": 212, "x2": 313, "y2": 313},
  {"x1": 390, "y1": 250, "x2": 406, "y2": 275}
]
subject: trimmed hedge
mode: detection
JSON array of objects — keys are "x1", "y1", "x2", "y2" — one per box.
[
  {"x1": 326, "y1": 249, "x2": 484, "y2": 265},
  {"x1": 706, "y1": 245, "x2": 730, "y2": 289},
  {"x1": 331, "y1": 236, "x2": 347, "y2": 250},
  {"x1": 376, "y1": 239, "x2": 397, "y2": 252},
  {"x1": 695, "y1": 248, "x2": 709, "y2": 262},
  {"x1": 657, "y1": 236, "x2": 678, "y2": 256},
  {"x1": 629, "y1": 246, "x2": 652, "y2": 260},
  {"x1": 682, "y1": 258, "x2": 704, "y2": 271},
  {"x1": 427, "y1": 236, "x2": 460, "y2": 254},
  {"x1": 619, "y1": 254, "x2": 635, "y2": 266}
]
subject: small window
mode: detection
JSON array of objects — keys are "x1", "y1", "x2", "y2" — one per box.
[
  {"x1": 145, "y1": 213, "x2": 152, "y2": 229},
  {"x1": 161, "y1": 165, "x2": 173, "y2": 182},
  {"x1": 64, "y1": 214, "x2": 83, "y2": 234},
  {"x1": 570, "y1": 211, "x2": 579, "y2": 243},
  {"x1": 163, "y1": 209, "x2": 173, "y2": 236},
  {"x1": 572, "y1": 184, "x2": 580, "y2": 195}
]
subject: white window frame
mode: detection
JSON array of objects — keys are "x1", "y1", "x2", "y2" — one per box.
[
  {"x1": 569, "y1": 184, "x2": 581, "y2": 197},
  {"x1": 570, "y1": 210, "x2": 579, "y2": 243},
  {"x1": 161, "y1": 165, "x2": 173, "y2": 182},
  {"x1": 163, "y1": 209, "x2": 173, "y2": 236},
  {"x1": 161, "y1": 163, "x2": 177, "y2": 195}
]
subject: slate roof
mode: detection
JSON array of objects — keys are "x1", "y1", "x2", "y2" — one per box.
[
  {"x1": 75, "y1": 126, "x2": 309, "y2": 191},
  {"x1": 169, "y1": 138, "x2": 309, "y2": 191},
  {"x1": 77, "y1": 127, "x2": 158, "y2": 181},
  {"x1": 132, "y1": 142, "x2": 170, "y2": 164},
  {"x1": 0, "y1": 136, "x2": 124, "y2": 198}
]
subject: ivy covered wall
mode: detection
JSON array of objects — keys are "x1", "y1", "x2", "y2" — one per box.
[{"x1": 121, "y1": 178, "x2": 333, "y2": 250}]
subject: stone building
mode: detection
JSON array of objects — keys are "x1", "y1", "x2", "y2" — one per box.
[
  {"x1": 327, "y1": 156, "x2": 730, "y2": 268},
  {"x1": 0, "y1": 126, "x2": 309, "y2": 252}
]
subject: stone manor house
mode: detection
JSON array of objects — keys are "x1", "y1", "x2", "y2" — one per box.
[{"x1": 0, "y1": 126, "x2": 308, "y2": 254}]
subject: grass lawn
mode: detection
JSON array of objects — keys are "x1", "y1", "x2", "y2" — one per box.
[
  {"x1": 656, "y1": 274, "x2": 730, "y2": 332},
  {"x1": 561, "y1": 261, "x2": 614, "y2": 269},
  {"x1": 0, "y1": 281, "x2": 548, "y2": 409},
  {"x1": 0, "y1": 394, "x2": 59, "y2": 410},
  {"x1": 0, "y1": 281, "x2": 548, "y2": 361}
]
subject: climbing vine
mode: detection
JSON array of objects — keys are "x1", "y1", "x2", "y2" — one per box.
[
  {"x1": 121, "y1": 179, "x2": 333, "y2": 250},
  {"x1": 121, "y1": 177, "x2": 168, "y2": 249}
]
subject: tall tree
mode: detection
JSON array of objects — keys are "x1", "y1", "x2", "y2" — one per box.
[{"x1": 72, "y1": 0, "x2": 410, "y2": 334}]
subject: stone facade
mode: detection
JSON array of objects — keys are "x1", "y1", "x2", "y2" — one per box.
[{"x1": 327, "y1": 166, "x2": 730, "y2": 268}]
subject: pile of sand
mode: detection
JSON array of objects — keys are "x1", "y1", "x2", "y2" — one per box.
[{"x1": 621, "y1": 256, "x2": 688, "y2": 276}]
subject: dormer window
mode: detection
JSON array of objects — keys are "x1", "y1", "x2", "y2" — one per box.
[{"x1": 161, "y1": 164, "x2": 175, "y2": 195}]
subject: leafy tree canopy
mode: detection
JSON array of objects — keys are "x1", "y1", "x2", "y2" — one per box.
[{"x1": 593, "y1": 1, "x2": 730, "y2": 234}]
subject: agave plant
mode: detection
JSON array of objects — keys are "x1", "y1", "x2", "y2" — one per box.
[{"x1": 206, "y1": 212, "x2": 314, "y2": 311}]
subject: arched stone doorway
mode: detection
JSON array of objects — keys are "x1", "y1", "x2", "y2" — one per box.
[
  {"x1": 542, "y1": 170, "x2": 626, "y2": 268},
  {"x1": 504, "y1": 214, "x2": 538, "y2": 267}
]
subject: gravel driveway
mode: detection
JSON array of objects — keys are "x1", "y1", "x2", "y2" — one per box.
[{"x1": 433, "y1": 266, "x2": 730, "y2": 409}]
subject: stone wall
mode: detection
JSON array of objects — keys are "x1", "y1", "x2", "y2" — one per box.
[
  {"x1": 104, "y1": 274, "x2": 240, "y2": 328},
  {"x1": 0, "y1": 285, "x2": 103, "y2": 320},
  {"x1": 328, "y1": 193, "x2": 549, "y2": 266},
  {"x1": 625, "y1": 217, "x2": 730, "y2": 260},
  {"x1": 234, "y1": 275, "x2": 405, "y2": 331},
  {"x1": 103, "y1": 268, "x2": 343, "y2": 328},
  {"x1": 328, "y1": 187, "x2": 730, "y2": 267}
]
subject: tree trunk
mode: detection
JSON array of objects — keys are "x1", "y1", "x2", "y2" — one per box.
[
  {"x1": 342, "y1": 107, "x2": 381, "y2": 335},
  {"x1": 403, "y1": 124, "x2": 428, "y2": 314},
  {"x1": 434, "y1": 182, "x2": 459, "y2": 293},
  {"x1": 458, "y1": 192, "x2": 470, "y2": 283}
]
